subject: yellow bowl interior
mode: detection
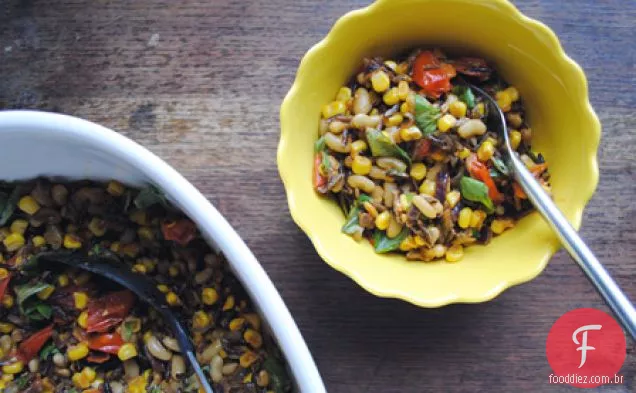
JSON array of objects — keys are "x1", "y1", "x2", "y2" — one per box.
[{"x1": 278, "y1": 0, "x2": 600, "y2": 307}]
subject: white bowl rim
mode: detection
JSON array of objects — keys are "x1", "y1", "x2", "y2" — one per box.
[{"x1": 0, "y1": 110, "x2": 326, "y2": 392}]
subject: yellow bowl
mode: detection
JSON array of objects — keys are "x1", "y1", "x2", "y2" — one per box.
[{"x1": 278, "y1": 0, "x2": 600, "y2": 307}]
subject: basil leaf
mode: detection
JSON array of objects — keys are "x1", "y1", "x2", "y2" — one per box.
[
  {"x1": 373, "y1": 227, "x2": 409, "y2": 254},
  {"x1": 134, "y1": 185, "x2": 167, "y2": 209},
  {"x1": 452, "y1": 86, "x2": 476, "y2": 109},
  {"x1": 491, "y1": 157, "x2": 509, "y2": 175},
  {"x1": 321, "y1": 150, "x2": 331, "y2": 172},
  {"x1": 314, "y1": 135, "x2": 326, "y2": 152},
  {"x1": 40, "y1": 342, "x2": 60, "y2": 360},
  {"x1": 358, "y1": 194, "x2": 373, "y2": 203},
  {"x1": 263, "y1": 357, "x2": 291, "y2": 393},
  {"x1": 24, "y1": 303, "x2": 52, "y2": 321},
  {"x1": 0, "y1": 187, "x2": 21, "y2": 226},
  {"x1": 366, "y1": 129, "x2": 411, "y2": 164},
  {"x1": 414, "y1": 95, "x2": 441, "y2": 136},
  {"x1": 15, "y1": 282, "x2": 52, "y2": 307},
  {"x1": 15, "y1": 374, "x2": 31, "y2": 389},
  {"x1": 460, "y1": 177, "x2": 494, "y2": 213},
  {"x1": 341, "y1": 194, "x2": 373, "y2": 235},
  {"x1": 149, "y1": 386, "x2": 162, "y2": 393}
]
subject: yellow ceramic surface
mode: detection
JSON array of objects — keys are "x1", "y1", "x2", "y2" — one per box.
[{"x1": 278, "y1": 0, "x2": 600, "y2": 307}]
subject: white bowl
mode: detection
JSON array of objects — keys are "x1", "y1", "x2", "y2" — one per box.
[{"x1": 0, "y1": 110, "x2": 325, "y2": 392}]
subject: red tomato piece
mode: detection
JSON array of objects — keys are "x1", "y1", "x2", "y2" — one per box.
[
  {"x1": 161, "y1": 219, "x2": 197, "y2": 246},
  {"x1": 88, "y1": 332, "x2": 124, "y2": 354},
  {"x1": 87, "y1": 290, "x2": 135, "y2": 333},
  {"x1": 18, "y1": 324, "x2": 54, "y2": 362}
]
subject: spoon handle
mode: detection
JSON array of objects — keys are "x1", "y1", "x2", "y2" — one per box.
[{"x1": 512, "y1": 154, "x2": 636, "y2": 340}]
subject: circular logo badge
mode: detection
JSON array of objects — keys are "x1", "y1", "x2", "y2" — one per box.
[{"x1": 546, "y1": 308, "x2": 626, "y2": 388}]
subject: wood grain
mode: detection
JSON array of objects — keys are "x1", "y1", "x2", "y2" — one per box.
[{"x1": 1, "y1": 0, "x2": 635, "y2": 391}]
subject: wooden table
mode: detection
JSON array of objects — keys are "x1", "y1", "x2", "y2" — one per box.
[{"x1": 1, "y1": 0, "x2": 634, "y2": 391}]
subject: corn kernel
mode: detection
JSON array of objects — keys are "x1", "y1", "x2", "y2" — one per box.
[
  {"x1": 400, "y1": 102, "x2": 412, "y2": 114},
  {"x1": 244, "y1": 329, "x2": 263, "y2": 349},
  {"x1": 129, "y1": 210, "x2": 147, "y2": 226},
  {"x1": 243, "y1": 373, "x2": 253, "y2": 383},
  {"x1": 32, "y1": 235, "x2": 46, "y2": 247},
  {"x1": 336, "y1": 87, "x2": 352, "y2": 102},
  {"x1": 166, "y1": 292, "x2": 180, "y2": 306},
  {"x1": 78, "y1": 311, "x2": 88, "y2": 328},
  {"x1": 383, "y1": 60, "x2": 397, "y2": 70},
  {"x1": 477, "y1": 140, "x2": 495, "y2": 162},
  {"x1": 168, "y1": 266, "x2": 179, "y2": 277},
  {"x1": 399, "y1": 236, "x2": 417, "y2": 251},
  {"x1": 419, "y1": 180, "x2": 436, "y2": 196},
  {"x1": 87, "y1": 217, "x2": 107, "y2": 237},
  {"x1": 396, "y1": 62, "x2": 409, "y2": 74},
  {"x1": 193, "y1": 290, "x2": 218, "y2": 309},
  {"x1": 470, "y1": 210, "x2": 487, "y2": 229},
  {"x1": 504, "y1": 86, "x2": 519, "y2": 102},
  {"x1": 383, "y1": 87, "x2": 400, "y2": 106},
  {"x1": 409, "y1": 163, "x2": 427, "y2": 181},
  {"x1": 387, "y1": 113, "x2": 403, "y2": 127},
  {"x1": 229, "y1": 317, "x2": 245, "y2": 331},
  {"x1": 457, "y1": 148, "x2": 471, "y2": 159},
  {"x1": 509, "y1": 130, "x2": 522, "y2": 150},
  {"x1": 67, "y1": 343, "x2": 89, "y2": 361},
  {"x1": 400, "y1": 126, "x2": 422, "y2": 142},
  {"x1": 64, "y1": 234, "x2": 82, "y2": 249},
  {"x1": 449, "y1": 100, "x2": 467, "y2": 118},
  {"x1": 2, "y1": 294, "x2": 14, "y2": 308},
  {"x1": 58, "y1": 274, "x2": 70, "y2": 287},
  {"x1": 437, "y1": 114, "x2": 457, "y2": 132},
  {"x1": 137, "y1": 227, "x2": 154, "y2": 241},
  {"x1": 0, "y1": 323, "x2": 14, "y2": 334},
  {"x1": 83, "y1": 367, "x2": 96, "y2": 383},
  {"x1": 491, "y1": 219, "x2": 515, "y2": 235},
  {"x1": 18, "y1": 196, "x2": 40, "y2": 215},
  {"x1": 350, "y1": 140, "x2": 368, "y2": 155},
  {"x1": 413, "y1": 235, "x2": 426, "y2": 247},
  {"x1": 223, "y1": 295, "x2": 235, "y2": 311},
  {"x1": 1, "y1": 374, "x2": 11, "y2": 382},
  {"x1": 132, "y1": 264, "x2": 147, "y2": 274},
  {"x1": 397, "y1": 80, "x2": 410, "y2": 101},
  {"x1": 244, "y1": 313, "x2": 261, "y2": 330},
  {"x1": 192, "y1": 311, "x2": 211, "y2": 329},
  {"x1": 109, "y1": 242, "x2": 121, "y2": 253},
  {"x1": 321, "y1": 101, "x2": 346, "y2": 119},
  {"x1": 74, "y1": 272, "x2": 91, "y2": 286},
  {"x1": 37, "y1": 285, "x2": 55, "y2": 300},
  {"x1": 2, "y1": 361, "x2": 23, "y2": 374},
  {"x1": 117, "y1": 343, "x2": 138, "y2": 361},
  {"x1": 157, "y1": 284, "x2": 170, "y2": 293},
  {"x1": 0, "y1": 268, "x2": 8, "y2": 280},
  {"x1": 370, "y1": 70, "x2": 390, "y2": 93},
  {"x1": 445, "y1": 245, "x2": 464, "y2": 262},
  {"x1": 10, "y1": 219, "x2": 28, "y2": 235},
  {"x1": 240, "y1": 351, "x2": 258, "y2": 368},
  {"x1": 458, "y1": 207, "x2": 473, "y2": 229},
  {"x1": 105, "y1": 180, "x2": 125, "y2": 196},
  {"x1": 445, "y1": 191, "x2": 461, "y2": 208},
  {"x1": 74, "y1": 292, "x2": 88, "y2": 309},
  {"x1": 495, "y1": 90, "x2": 512, "y2": 112},
  {"x1": 121, "y1": 243, "x2": 139, "y2": 258},
  {"x1": 352, "y1": 155, "x2": 372, "y2": 175},
  {"x1": 143, "y1": 331, "x2": 153, "y2": 343},
  {"x1": 374, "y1": 211, "x2": 391, "y2": 230},
  {"x1": 3, "y1": 233, "x2": 25, "y2": 252},
  {"x1": 475, "y1": 103, "x2": 485, "y2": 116}
]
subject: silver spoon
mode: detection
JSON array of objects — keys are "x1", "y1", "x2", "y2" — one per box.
[
  {"x1": 38, "y1": 252, "x2": 215, "y2": 393},
  {"x1": 469, "y1": 83, "x2": 636, "y2": 340}
]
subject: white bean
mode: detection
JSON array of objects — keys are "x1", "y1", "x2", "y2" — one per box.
[
  {"x1": 171, "y1": 355, "x2": 186, "y2": 380},
  {"x1": 199, "y1": 339, "x2": 222, "y2": 363},
  {"x1": 222, "y1": 362, "x2": 239, "y2": 375},
  {"x1": 124, "y1": 359, "x2": 139, "y2": 379},
  {"x1": 210, "y1": 355, "x2": 224, "y2": 383},
  {"x1": 351, "y1": 114, "x2": 381, "y2": 129},
  {"x1": 353, "y1": 88, "x2": 372, "y2": 114},
  {"x1": 369, "y1": 166, "x2": 387, "y2": 181},
  {"x1": 28, "y1": 358, "x2": 39, "y2": 373},
  {"x1": 412, "y1": 195, "x2": 438, "y2": 219},
  {"x1": 371, "y1": 185, "x2": 384, "y2": 203},
  {"x1": 347, "y1": 175, "x2": 376, "y2": 194},
  {"x1": 0, "y1": 335, "x2": 12, "y2": 354},
  {"x1": 146, "y1": 336, "x2": 173, "y2": 361},
  {"x1": 52, "y1": 353, "x2": 67, "y2": 367},
  {"x1": 383, "y1": 183, "x2": 398, "y2": 207},
  {"x1": 194, "y1": 267, "x2": 214, "y2": 284},
  {"x1": 108, "y1": 382, "x2": 124, "y2": 393},
  {"x1": 329, "y1": 121, "x2": 347, "y2": 134},
  {"x1": 457, "y1": 119, "x2": 487, "y2": 138},
  {"x1": 162, "y1": 336, "x2": 181, "y2": 352},
  {"x1": 386, "y1": 216, "x2": 403, "y2": 238},
  {"x1": 324, "y1": 132, "x2": 349, "y2": 153},
  {"x1": 376, "y1": 157, "x2": 407, "y2": 173}
]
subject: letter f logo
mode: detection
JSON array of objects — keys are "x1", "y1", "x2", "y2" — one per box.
[{"x1": 572, "y1": 324, "x2": 602, "y2": 368}]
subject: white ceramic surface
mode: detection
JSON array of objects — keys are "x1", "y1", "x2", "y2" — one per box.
[{"x1": 0, "y1": 110, "x2": 326, "y2": 392}]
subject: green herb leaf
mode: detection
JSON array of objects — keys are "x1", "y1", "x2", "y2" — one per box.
[
  {"x1": 15, "y1": 374, "x2": 31, "y2": 389},
  {"x1": 414, "y1": 95, "x2": 441, "y2": 136},
  {"x1": 24, "y1": 303, "x2": 52, "y2": 321},
  {"x1": 341, "y1": 194, "x2": 373, "y2": 235},
  {"x1": 40, "y1": 342, "x2": 60, "y2": 360},
  {"x1": 320, "y1": 150, "x2": 331, "y2": 172},
  {"x1": 149, "y1": 386, "x2": 162, "y2": 393},
  {"x1": 0, "y1": 187, "x2": 21, "y2": 226},
  {"x1": 263, "y1": 357, "x2": 291, "y2": 393},
  {"x1": 133, "y1": 185, "x2": 167, "y2": 209},
  {"x1": 460, "y1": 177, "x2": 494, "y2": 213},
  {"x1": 373, "y1": 227, "x2": 409, "y2": 254},
  {"x1": 452, "y1": 85, "x2": 476, "y2": 109},
  {"x1": 15, "y1": 282, "x2": 52, "y2": 307},
  {"x1": 121, "y1": 320, "x2": 135, "y2": 342},
  {"x1": 491, "y1": 157, "x2": 509, "y2": 175},
  {"x1": 314, "y1": 135, "x2": 326, "y2": 152},
  {"x1": 366, "y1": 128, "x2": 411, "y2": 164}
]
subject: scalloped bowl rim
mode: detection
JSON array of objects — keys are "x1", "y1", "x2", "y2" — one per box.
[{"x1": 278, "y1": 0, "x2": 600, "y2": 307}]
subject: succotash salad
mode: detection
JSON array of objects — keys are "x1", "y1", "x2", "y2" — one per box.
[
  {"x1": 0, "y1": 180, "x2": 290, "y2": 393},
  {"x1": 314, "y1": 48, "x2": 550, "y2": 262}
]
